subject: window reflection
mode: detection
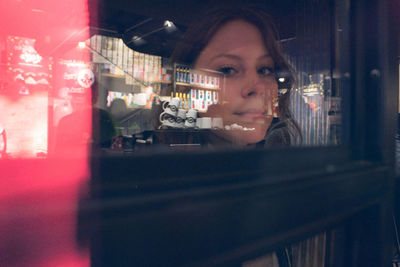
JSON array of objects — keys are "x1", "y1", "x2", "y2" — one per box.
[
  {"x1": 0, "y1": 1, "x2": 344, "y2": 157},
  {"x1": 0, "y1": 0, "x2": 350, "y2": 266},
  {"x1": 83, "y1": 2, "x2": 341, "y2": 153}
]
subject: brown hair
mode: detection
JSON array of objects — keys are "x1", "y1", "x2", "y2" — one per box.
[{"x1": 171, "y1": 4, "x2": 300, "y2": 137}]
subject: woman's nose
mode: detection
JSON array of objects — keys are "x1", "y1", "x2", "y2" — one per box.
[{"x1": 240, "y1": 72, "x2": 268, "y2": 98}]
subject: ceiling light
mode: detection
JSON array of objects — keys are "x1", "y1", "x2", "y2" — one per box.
[
  {"x1": 78, "y1": 42, "x2": 86, "y2": 49},
  {"x1": 164, "y1": 20, "x2": 173, "y2": 28},
  {"x1": 278, "y1": 77, "x2": 285, "y2": 83},
  {"x1": 164, "y1": 20, "x2": 177, "y2": 33},
  {"x1": 132, "y1": 36, "x2": 146, "y2": 46}
]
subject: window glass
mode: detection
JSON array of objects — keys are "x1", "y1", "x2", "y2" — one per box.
[
  {"x1": 87, "y1": 0, "x2": 344, "y2": 153},
  {"x1": 0, "y1": 1, "x2": 347, "y2": 158},
  {"x1": 0, "y1": 0, "x2": 351, "y2": 266}
]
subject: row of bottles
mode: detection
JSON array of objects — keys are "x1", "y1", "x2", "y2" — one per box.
[
  {"x1": 171, "y1": 91, "x2": 191, "y2": 110},
  {"x1": 176, "y1": 65, "x2": 221, "y2": 89},
  {"x1": 171, "y1": 89, "x2": 219, "y2": 112},
  {"x1": 176, "y1": 66, "x2": 191, "y2": 83}
]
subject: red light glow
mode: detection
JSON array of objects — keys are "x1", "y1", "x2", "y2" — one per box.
[{"x1": 0, "y1": 0, "x2": 93, "y2": 266}]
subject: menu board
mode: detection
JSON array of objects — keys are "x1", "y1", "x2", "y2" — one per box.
[{"x1": 6, "y1": 36, "x2": 53, "y2": 92}]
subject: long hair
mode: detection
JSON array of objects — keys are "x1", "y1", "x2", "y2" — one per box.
[{"x1": 171, "y1": 5, "x2": 301, "y2": 141}]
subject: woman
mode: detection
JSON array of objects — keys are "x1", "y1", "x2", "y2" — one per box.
[{"x1": 171, "y1": 5, "x2": 301, "y2": 147}]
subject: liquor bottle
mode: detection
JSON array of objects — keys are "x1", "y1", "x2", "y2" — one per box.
[
  {"x1": 188, "y1": 70, "x2": 191, "y2": 84},
  {"x1": 181, "y1": 92, "x2": 185, "y2": 109},
  {"x1": 187, "y1": 68, "x2": 190, "y2": 83},
  {"x1": 184, "y1": 92, "x2": 188, "y2": 110},
  {"x1": 182, "y1": 67, "x2": 186, "y2": 83},
  {"x1": 186, "y1": 68, "x2": 190, "y2": 83},
  {"x1": 176, "y1": 66, "x2": 181, "y2": 82},
  {"x1": 182, "y1": 66, "x2": 186, "y2": 83}
]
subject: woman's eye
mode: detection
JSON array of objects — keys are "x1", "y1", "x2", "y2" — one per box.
[
  {"x1": 218, "y1": 67, "x2": 237, "y2": 76},
  {"x1": 258, "y1": 66, "x2": 275, "y2": 77}
]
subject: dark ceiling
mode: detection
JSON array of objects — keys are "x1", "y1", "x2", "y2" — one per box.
[
  {"x1": 89, "y1": 0, "x2": 298, "y2": 57},
  {"x1": 1, "y1": 0, "x2": 298, "y2": 58}
]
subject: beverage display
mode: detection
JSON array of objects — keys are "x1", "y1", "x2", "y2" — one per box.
[
  {"x1": 175, "y1": 64, "x2": 220, "y2": 89},
  {"x1": 173, "y1": 64, "x2": 223, "y2": 114}
]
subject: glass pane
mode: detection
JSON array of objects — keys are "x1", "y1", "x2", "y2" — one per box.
[
  {"x1": 79, "y1": 0, "x2": 347, "y2": 153},
  {"x1": 0, "y1": 0, "x2": 352, "y2": 266},
  {"x1": 0, "y1": 1, "x2": 352, "y2": 158}
]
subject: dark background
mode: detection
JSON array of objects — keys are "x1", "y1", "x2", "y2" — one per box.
[{"x1": 89, "y1": 0, "x2": 298, "y2": 57}]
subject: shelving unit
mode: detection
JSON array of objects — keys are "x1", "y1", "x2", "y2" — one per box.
[
  {"x1": 171, "y1": 63, "x2": 223, "y2": 112},
  {"x1": 175, "y1": 82, "x2": 220, "y2": 90}
]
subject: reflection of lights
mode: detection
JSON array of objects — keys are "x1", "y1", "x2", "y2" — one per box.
[
  {"x1": 78, "y1": 42, "x2": 86, "y2": 49},
  {"x1": 278, "y1": 77, "x2": 285, "y2": 83},
  {"x1": 164, "y1": 20, "x2": 173, "y2": 28},
  {"x1": 20, "y1": 46, "x2": 42, "y2": 64},
  {"x1": 132, "y1": 36, "x2": 146, "y2": 46},
  {"x1": 279, "y1": 89, "x2": 288, "y2": 95},
  {"x1": 31, "y1": 9, "x2": 44, "y2": 13},
  {"x1": 164, "y1": 20, "x2": 177, "y2": 33}
]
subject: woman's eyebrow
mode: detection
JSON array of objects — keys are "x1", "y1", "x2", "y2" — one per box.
[
  {"x1": 210, "y1": 53, "x2": 272, "y2": 62},
  {"x1": 210, "y1": 54, "x2": 243, "y2": 62},
  {"x1": 258, "y1": 54, "x2": 273, "y2": 60}
]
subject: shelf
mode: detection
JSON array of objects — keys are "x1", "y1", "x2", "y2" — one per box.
[
  {"x1": 175, "y1": 82, "x2": 220, "y2": 90},
  {"x1": 157, "y1": 81, "x2": 173, "y2": 84},
  {"x1": 102, "y1": 73, "x2": 125, "y2": 78},
  {"x1": 102, "y1": 73, "x2": 172, "y2": 85}
]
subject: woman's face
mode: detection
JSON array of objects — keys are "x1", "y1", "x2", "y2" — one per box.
[{"x1": 195, "y1": 20, "x2": 278, "y2": 145}]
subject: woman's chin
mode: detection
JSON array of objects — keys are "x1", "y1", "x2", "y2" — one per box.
[
  {"x1": 224, "y1": 125, "x2": 268, "y2": 145},
  {"x1": 220, "y1": 116, "x2": 272, "y2": 145}
]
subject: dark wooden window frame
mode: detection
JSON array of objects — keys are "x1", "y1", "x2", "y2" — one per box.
[{"x1": 84, "y1": 0, "x2": 399, "y2": 266}]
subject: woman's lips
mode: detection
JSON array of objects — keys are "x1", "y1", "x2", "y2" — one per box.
[{"x1": 233, "y1": 109, "x2": 267, "y2": 122}]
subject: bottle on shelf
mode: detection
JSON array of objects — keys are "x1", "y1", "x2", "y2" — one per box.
[
  {"x1": 179, "y1": 92, "x2": 183, "y2": 108},
  {"x1": 183, "y1": 92, "x2": 187, "y2": 110},
  {"x1": 186, "y1": 68, "x2": 190, "y2": 83},
  {"x1": 185, "y1": 92, "x2": 190, "y2": 110},
  {"x1": 182, "y1": 67, "x2": 187, "y2": 83},
  {"x1": 176, "y1": 66, "x2": 181, "y2": 82}
]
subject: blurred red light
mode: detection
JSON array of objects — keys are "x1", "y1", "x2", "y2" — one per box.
[{"x1": 0, "y1": 0, "x2": 93, "y2": 266}]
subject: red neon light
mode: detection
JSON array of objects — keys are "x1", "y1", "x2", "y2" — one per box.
[{"x1": 0, "y1": 0, "x2": 93, "y2": 266}]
